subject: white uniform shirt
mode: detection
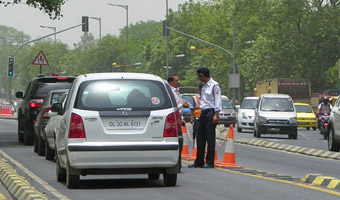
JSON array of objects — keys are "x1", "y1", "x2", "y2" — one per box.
[
  {"x1": 200, "y1": 78, "x2": 222, "y2": 112},
  {"x1": 171, "y1": 86, "x2": 183, "y2": 113}
]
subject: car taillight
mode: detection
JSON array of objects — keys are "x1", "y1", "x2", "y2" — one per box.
[
  {"x1": 324, "y1": 123, "x2": 329, "y2": 126},
  {"x1": 57, "y1": 77, "x2": 67, "y2": 80},
  {"x1": 29, "y1": 99, "x2": 44, "y2": 108},
  {"x1": 69, "y1": 113, "x2": 86, "y2": 138},
  {"x1": 42, "y1": 107, "x2": 51, "y2": 120},
  {"x1": 163, "y1": 111, "x2": 180, "y2": 137}
]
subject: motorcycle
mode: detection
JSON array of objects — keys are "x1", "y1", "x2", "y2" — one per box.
[{"x1": 319, "y1": 112, "x2": 330, "y2": 139}]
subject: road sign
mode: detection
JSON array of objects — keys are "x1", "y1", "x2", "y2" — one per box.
[{"x1": 32, "y1": 51, "x2": 49, "y2": 66}]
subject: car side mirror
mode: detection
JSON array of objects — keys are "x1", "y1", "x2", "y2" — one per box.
[
  {"x1": 51, "y1": 103, "x2": 63, "y2": 115},
  {"x1": 15, "y1": 91, "x2": 24, "y2": 99}
]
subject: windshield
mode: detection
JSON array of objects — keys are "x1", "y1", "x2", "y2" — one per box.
[
  {"x1": 75, "y1": 80, "x2": 171, "y2": 111},
  {"x1": 260, "y1": 97, "x2": 294, "y2": 112},
  {"x1": 295, "y1": 105, "x2": 313, "y2": 113},
  {"x1": 241, "y1": 99, "x2": 258, "y2": 109},
  {"x1": 222, "y1": 99, "x2": 232, "y2": 109}
]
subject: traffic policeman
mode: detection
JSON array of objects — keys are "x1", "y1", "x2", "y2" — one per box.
[{"x1": 189, "y1": 67, "x2": 222, "y2": 168}]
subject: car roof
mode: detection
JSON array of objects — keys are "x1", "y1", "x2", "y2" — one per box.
[
  {"x1": 81, "y1": 73, "x2": 163, "y2": 82},
  {"x1": 261, "y1": 93, "x2": 291, "y2": 98},
  {"x1": 243, "y1": 97, "x2": 259, "y2": 100}
]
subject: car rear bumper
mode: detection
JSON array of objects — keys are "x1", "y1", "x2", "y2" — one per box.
[
  {"x1": 218, "y1": 116, "x2": 236, "y2": 125},
  {"x1": 258, "y1": 124, "x2": 297, "y2": 134},
  {"x1": 238, "y1": 118, "x2": 254, "y2": 129},
  {"x1": 297, "y1": 120, "x2": 317, "y2": 128},
  {"x1": 66, "y1": 142, "x2": 179, "y2": 169}
]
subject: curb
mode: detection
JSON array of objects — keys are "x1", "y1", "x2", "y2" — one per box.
[
  {"x1": 301, "y1": 174, "x2": 340, "y2": 189},
  {"x1": 0, "y1": 159, "x2": 47, "y2": 200},
  {"x1": 216, "y1": 135, "x2": 340, "y2": 160}
]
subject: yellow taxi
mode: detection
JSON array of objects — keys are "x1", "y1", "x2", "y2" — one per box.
[{"x1": 294, "y1": 103, "x2": 317, "y2": 130}]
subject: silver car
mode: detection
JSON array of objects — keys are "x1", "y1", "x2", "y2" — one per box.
[
  {"x1": 328, "y1": 96, "x2": 340, "y2": 152},
  {"x1": 44, "y1": 92, "x2": 68, "y2": 160},
  {"x1": 237, "y1": 97, "x2": 259, "y2": 132},
  {"x1": 53, "y1": 73, "x2": 181, "y2": 188}
]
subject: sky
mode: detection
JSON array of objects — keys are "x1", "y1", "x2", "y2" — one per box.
[{"x1": 0, "y1": 0, "x2": 189, "y2": 48}]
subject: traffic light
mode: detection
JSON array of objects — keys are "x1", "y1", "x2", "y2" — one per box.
[
  {"x1": 163, "y1": 20, "x2": 170, "y2": 36},
  {"x1": 82, "y1": 16, "x2": 89, "y2": 32},
  {"x1": 8, "y1": 57, "x2": 14, "y2": 77}
]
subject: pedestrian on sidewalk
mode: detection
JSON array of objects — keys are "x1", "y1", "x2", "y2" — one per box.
[{"x1": 188, "y1": 67, "x2": 221, "y2": 169}]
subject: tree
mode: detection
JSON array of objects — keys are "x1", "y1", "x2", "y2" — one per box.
[{"x1": 0, "y1": 0, "x2": 66, "y2": 19}]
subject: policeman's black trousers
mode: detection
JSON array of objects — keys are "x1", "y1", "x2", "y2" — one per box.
[{"x1": 194, "y1": 109, "x2": 216, "y2": 166}]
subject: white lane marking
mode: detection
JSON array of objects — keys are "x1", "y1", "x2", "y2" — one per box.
[
  {"x1": 0, "y1": 150, "x2": 70, "y2": 200},
  {"x1": 300, "y1": 132, "x2": 328, "y2": 144},
  {"x1": 300, "y1": 132, "x2": 311, "y2": 140}
]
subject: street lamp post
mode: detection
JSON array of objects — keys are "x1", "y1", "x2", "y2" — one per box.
[
  {"x1": 40, "y1": 25, "x2": 56, "y2": 73},
  {"x1": 89, "y1": 17, "x2": 102, "y2": 41},
  {"x1": 108, "y1": 3, "x2": 129, "y2": 66}
]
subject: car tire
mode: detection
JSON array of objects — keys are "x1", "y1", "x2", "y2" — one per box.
[
  {"x1": 23, "y1": 124, "x2": 34, "y2": 145},
  {"x1": 306, "y1": 127, "x2": 310, "y2": 130},
  {"x1": 45, "y1": 141, "x2": 54, "y2": 161},
  {"x1": 163, "y1": 173, "x2": 177, "y2": 187},
  {"x1": 313, "y1": 127, "x2": 317, "y2": 131},
  {"x1": 56, "y1": 147, "x2": 66, "y2": 182},
  {"x1": 253, "y1": 130, "x2": 256, "y2": 137},
  {"x1": 237, "y1": 127, "x2": 242, "y2": 133},
  {"x1": 148, "y1": 174, "x2": 160, "y2": 180},
  {"x1": 18, "y1": 121, "x2": 24, "y2": 143},
  {"x1": 66, "y1": 163, "x2": 80, "y2": 189},
  {"x1": 38, "y1": 136, "x2": 46, "y2": 156},
  {"x1": 328, "y1": 127, "x2": 340, "y2": 152},
  {"x1": 292, "y1": 133, "x2": 298, "y2": 140},
  {"x1": 34, "y1": 135, "x2": 38, "y2": 153},
  {"x1": 324, "y1": 132, "x2": 328, "y2": 140},
  {"x1": 255, "y1": 129, "x2": 261, "y2": 138}
]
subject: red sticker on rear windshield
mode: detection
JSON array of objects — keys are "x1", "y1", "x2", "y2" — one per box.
[{"x1": 151, "y1": 97, "x2": 160, "y2": 105}]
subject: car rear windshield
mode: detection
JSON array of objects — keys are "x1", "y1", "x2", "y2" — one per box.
[
  {"x1": 241, "y1": 99, "x2": 258, "y2": 109},
  {"x1": 222, "y1": 99, "x2": 232, "y2": 109},
  {"x1": 75, "y1": 79, "x2": 172, "y2": 111},
  {"x1": 260, "y1": 97, "x2": 294, "y2": 112},
  {"x1": 34, "y1": 78, "x2": 74, "y2": 98},
  {"x1": 295, "y1": 105, "x2": 313, "y2": 113}
]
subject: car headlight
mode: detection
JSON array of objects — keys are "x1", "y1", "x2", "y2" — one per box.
[
  {"x1": 241, "y1": 112, "x2": 248, "y2": 119},
  {"x1": 289, "y1": 117, "x2": 297, "y2": 124},
  {"x1": 259, "y1": 116, "x2": 267, "y2": 123}
]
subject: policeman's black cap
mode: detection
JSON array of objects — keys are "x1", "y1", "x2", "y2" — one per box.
[{"x1": 197, "y1": 67, "x2": 210, "y2": 78}]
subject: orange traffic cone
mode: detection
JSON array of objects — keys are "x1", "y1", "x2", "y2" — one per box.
[
  {"x1": 214, "y1": 146, "x2": 221, "y2": 164},
  {"x1": 181, "y1": 125, "x2": 190, "y2": 158},
  {"x1": 188, "y1": 139, "x2": 197, "y2": 161},
  {"x1": 216, "y1": 124, "x2": 241, "y2": 168}
]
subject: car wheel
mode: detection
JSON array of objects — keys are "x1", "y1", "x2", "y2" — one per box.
[
  {"x1": 148, "y1": 174, "x2": 160, "y2": 180},
  {"x1": 45, "y1": 141, "x2": 54, "y2": 161},
  {"x1": 34, "y1": 135, "x2": 38, "y2": 153},
  {"x1": 328, "y1": 127, "x2": 340, "y2": 152},
  {"x1": 313, "y1": 127, "x2": 317, "y2": 131},
  {"x1": 18, "y1": 121, "x2": 24, "y2": 143},
  {"x1": 237, "y1": 127, "x2": 242, "y2": 133},
  {"x1": 23, "y1": 125, "x2": 34, "y2": 146},
  {"x1": 253, "y1": 130, "x2": 256, "y2": 137},
  {"x1": 306, "y1": 127, "x2": 310, "y2": 131},
  {"x1": 292, "y1": 133, "x2": 298, "y2": 140},
  {"x1": 324, "y1": 132, "x2": 328, "y2": 140},
  {"x1": 38, "y1": 136, "x2": 46, "y2": 156},
  {"x1": 66, "y1": 163, "x2": 80, "y2": 189},
  {"x1": 55, "y1": 146, "x2": 66, "y2": 182},
  {"x1": 163, "y1": 173, "x2": 177, "y2": 187},
  {"x1": 256, "y1": 129, "x2": 261, "y2": 138}
]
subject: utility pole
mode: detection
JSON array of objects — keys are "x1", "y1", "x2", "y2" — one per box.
[{"x1": 165, "y1": 0, "x2": 170, "y2": 78}]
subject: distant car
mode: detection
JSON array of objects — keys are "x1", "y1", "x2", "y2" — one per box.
[
  {"x1": 218, "y1": 96, "x2": 235, "y2": 127},
  {"x1": 15, "y1": 75, "x2": 75, "y2": 145},
  {"x1": 328, "y1": 96, "x2": 340, "y2": 152},
  {"x1": 34, "y1": 89, "x2": 69, "y2": 157},
  {"x1": 181, "y1": 93, "x2": 195, "y2": 122},
  {"x1": 237, "y1": 97, "x2": 259, "y2": 132},
  {"x1": 53, "y1": 73, "x2": 180, "y2": 188},
  {"x1": 294, "y1": 103, "x2": 317, "y2": 130},
  {"x1": 254, "y1": 94, "x2": 297, "y2": 139}
]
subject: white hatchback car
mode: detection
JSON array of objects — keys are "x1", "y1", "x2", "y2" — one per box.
[
  {"x1": 237, "y1": 97, "x2": 259, "y2": 132},
  {"x1": 52, "y1": 73, "x2": 181, "y2": 188}
]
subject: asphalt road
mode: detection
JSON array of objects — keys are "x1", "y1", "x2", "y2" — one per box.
[{"x1": 0, "y1": 119, "x2": 339, "y2": 200}]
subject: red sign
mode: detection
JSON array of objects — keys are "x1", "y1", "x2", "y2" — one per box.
[{"x1": 32, "y1": 51, "x2": 49, "y2": 66}]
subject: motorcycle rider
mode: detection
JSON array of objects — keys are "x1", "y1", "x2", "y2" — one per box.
[{"x1": 317, "y1": 96, "x2": 333, "y2": 128}]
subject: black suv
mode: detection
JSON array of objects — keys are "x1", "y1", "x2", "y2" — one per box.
[{"x1": 16, "y1": 76, "x2": 75, "y2": 145}]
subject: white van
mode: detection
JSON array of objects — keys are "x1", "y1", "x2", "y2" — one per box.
[{"x1": 254, "y1": 94, "x2": 297, "y2": 139}]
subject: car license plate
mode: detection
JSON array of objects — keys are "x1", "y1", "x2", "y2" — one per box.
[
  {"x1": 270, "y1": 128, "x2": 280, "y2": 132},
  {"x1": 107, "y1": 119, "x2": 144, "y2": 130}
]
